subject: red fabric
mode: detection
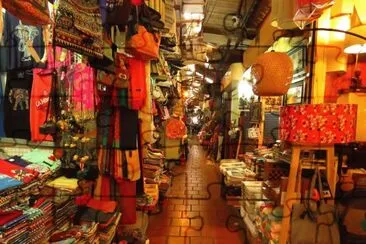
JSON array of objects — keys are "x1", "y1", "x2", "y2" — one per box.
[
  {"x1": 0, "y1": 160, "x2": 38, "y2": 183},
  {"x1": 30, "y1": 70, "x2": 53, "y2": 142},
  {"x1": 119, "y1": 179, "x2": 136, "y2": 224},
  {"x1": 280, "y1": 104, "x2": 357, "y2": 144},
  {"x1": 166, "y1": 118, "x2": 187, "y2": 139},
  {"x1": 0, "y1": 210, "x2": 22, "y2": 226},
  {"x1": 87, "y1": 199, "x2": 117, "y2": 213},
  {"x1": 325, "y1": 62, "x2": 366, "y2": 103},
  {"x1": 128, "y1": 58, "x2": 146, "y2": 110}
]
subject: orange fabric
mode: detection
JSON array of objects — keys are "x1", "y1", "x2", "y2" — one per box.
[
  {"x1": 87, "y1": 199, "x2": 117, "y2": 213},
  {"x1": 127, "y1": 25, "x2": 160, "y2": 61},
  {"x1": 30, "y1": 70, "x2": 53, "y2": 142}
]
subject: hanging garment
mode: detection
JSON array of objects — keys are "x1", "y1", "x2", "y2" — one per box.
[
  {"x1": 0, "y1": 12, "x2": 44, "y2": 71},
  {"x1": 68, "y1": 63, "x2": 96, "y2": 120},
  {"x1": 0, "y1": 73, "x2": 5, "y2": 137},
  {"x1": 54, "y1": 0, "x2": 103, "y2": 58},
  {"x1": 0, "y1": 0, "x2": 3, "y2": 43},
  {"x1": 4, "y1": 71, "x2": 32, "y2": 139},
  {"x1": 30, "y1": 46, "x2": 71, "y2": 142},
  {"x1": 2, "y1": 0, "x2": 50, "y2": 26},
  {"x1": 94, "y1": 175, "x2": 137, "y2": 224},
  {"x1": 113, "y1": 149, "x2": 140, "y2": 181},
  {"x1": 119, "y1": 106, "x2": 138, "y2": 149},
  {"x1": 128, "y1": 57, "x2": 146, "y2": 110},
  {"x1": 30, "y1": 69, "x2": 53, "y2": 142}
]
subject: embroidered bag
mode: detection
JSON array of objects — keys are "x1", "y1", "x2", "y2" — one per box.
[
  {"x1": 55, "y1": 0, "x2": 103, "y2": 58},
  {"x1": 2, "y1": 0, "x2": 50, "y2": 26}
]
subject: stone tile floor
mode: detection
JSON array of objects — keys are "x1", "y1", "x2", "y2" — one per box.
[{"x1": 147, "y1": 139, "x2": 244, "y2": 244}]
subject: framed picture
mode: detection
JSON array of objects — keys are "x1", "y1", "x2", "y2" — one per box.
[
  {"x1": 285, "y1": 81, "x2": 304, "y2": 104},
  {"x1": 249, "y1": 102, "x2": 261, "y2": 122},
  {"x1": 287, "y1": 45, "x2": 306, "y2": 78}
]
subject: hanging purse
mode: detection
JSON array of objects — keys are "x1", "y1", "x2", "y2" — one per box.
[
  {"x1": 114, "y1": 53, "x2": 129, "y2": 89},
  {"x1": 126, "y1": 24, "x2": 160, "y2": 60},
  {"x1": 3, "y1": 0, "x2": 50, "y2": 26},
  {"x1": 55, "y1": 0, "x2": 103, "y2": 58},
  {"x1": 103, "y1": 0, "x2": 133, "y2": 27}
]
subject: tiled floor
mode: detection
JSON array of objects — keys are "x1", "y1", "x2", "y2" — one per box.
[{"x1": 148, "y1": 139, "x2": 244, "y2": 244}]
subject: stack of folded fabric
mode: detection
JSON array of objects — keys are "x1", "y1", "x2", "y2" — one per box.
[
  {"x1": 98, "y1": 213, "x2": 122, "y2": 244},
  {"x1": 142, "y1": 163, "x2": 163, "y2": 183},
  {"x1": 49, "y1": 222, "x2": 100, "y2": 244},
  {"x1": 0, "y1": 209, "x2": 29, "y2": 243},
  {"x1": 33, "y1": 198, "x2": 54, "y2": 239},
  {"x1": 53, "y1": 199, "x2": 78, "y2": 231},
  {"x1": 74, "y1": 196, "x2": 121, "y2": 243},
  {"x1": 21, "y1": 149, "x2": 61, "y2": 176}
]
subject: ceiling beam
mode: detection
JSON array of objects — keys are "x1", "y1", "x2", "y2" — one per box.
[{"x1": 202, "y1": 26, "x2": 226, "y2": 35}]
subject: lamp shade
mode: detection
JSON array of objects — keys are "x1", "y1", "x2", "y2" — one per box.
[
  {"x1": 251, "y1": 52, "x2": 293, "y2": 96},
  {"x1": 280, "y1": 104, "x2": 357, "y2": 145}
]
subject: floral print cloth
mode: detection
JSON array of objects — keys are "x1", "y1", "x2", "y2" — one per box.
[{"x1": 280, "y1": 104, "x2": 357, "y2": 144}]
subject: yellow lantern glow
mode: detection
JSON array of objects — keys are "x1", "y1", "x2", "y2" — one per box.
[
  {"x1": 331, "y1": 0, "x2": 354, "y2": 17},
  {"x1": 355, "y1": 0, "x2": 366, "y2": 24}
]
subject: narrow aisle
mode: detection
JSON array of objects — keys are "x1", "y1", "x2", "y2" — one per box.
[{"x1": 148, "y1": 138, "x2": 245, "y2": 244}]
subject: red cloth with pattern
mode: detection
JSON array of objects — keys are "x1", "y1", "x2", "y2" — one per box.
[
  {"x1": 280, "y1": 104, "x2": 357, "y2": 144},
  {"x1": 0, "y1": 160, "x2": 38, "y2": 183},
  {"x1": 166, "y1": 118, "x2": 187, "y2": 139}
]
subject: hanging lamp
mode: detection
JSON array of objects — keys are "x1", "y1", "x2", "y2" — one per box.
[{"x1": 251, "y1": 52, "x2": 293, "y2": 96}]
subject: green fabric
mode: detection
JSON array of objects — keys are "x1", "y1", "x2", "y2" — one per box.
[{"x1": 21, "y1": 149, "x2": 60, "y2": 172}]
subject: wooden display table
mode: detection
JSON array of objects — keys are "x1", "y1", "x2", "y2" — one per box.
[{"x1": 279, "y1": 144, "x2": 337, "y2": 244}]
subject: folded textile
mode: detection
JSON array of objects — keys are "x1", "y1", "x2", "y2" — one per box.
[
  {"x1": 47, "y1": 176, "x2": 79, "y2": 191},
  {"x1": 6, "y1": 156, "x2": 31, "y2": 167},
  {"x1": 0, "y1": 173, "x2": 23, "y2": 192},
  {"x1": 0, "y1": 209, "x2": 22, "y2": 226},
  {"x1": 0, "y1": 159, "x2": 38, "y2": 183},
  {"x1": 21, "y1": 149, "x2": 61, "y2": 172}
]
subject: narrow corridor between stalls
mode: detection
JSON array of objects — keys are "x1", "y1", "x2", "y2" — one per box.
[{"x1": 147, "y1": 137, "x2": 245, "y2": 244}]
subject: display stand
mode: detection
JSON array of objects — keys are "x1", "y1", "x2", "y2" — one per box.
[{"x1": 279, "y1": 144, "x2": 337, "y2": 244}]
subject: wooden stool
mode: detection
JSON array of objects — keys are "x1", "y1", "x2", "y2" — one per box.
[{"x1": 279, "y1": 144, "x2": 337, "y2": 244}]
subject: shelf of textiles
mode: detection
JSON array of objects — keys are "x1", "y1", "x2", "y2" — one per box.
[
  {"x1": 136, "y1": 184, "x2": 159, "y2": 212},
  {"x1": 241, "y1": 181, "x2": 283, "y2": 244},
  {"x1": 118, "y1": 211, "x2": 149, "y2": 244},
  {"x1": 143, "y1": 145, "x2": 172, "y2": 196},
  {"x1": 0, "y1": 149, "x2": 62, "y2": 208}
]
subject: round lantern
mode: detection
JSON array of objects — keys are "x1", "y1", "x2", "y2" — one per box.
[{"x1": 251, "y1": 52, "x2": 293, "y2": 96}]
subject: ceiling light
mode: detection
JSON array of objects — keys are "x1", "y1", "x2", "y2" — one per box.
[
  {"x1": 205, "y1": 77, "x2": 214, "y2": 84},
  {"x1": 183, "y1": 12, "x2": 204, "y2": 20},
  {"x1": 187, "y1": 64, "x2": 196, "y2": 72}
]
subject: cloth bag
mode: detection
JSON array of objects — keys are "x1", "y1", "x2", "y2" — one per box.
[
  {"x1": 291, "y1": 168, "x2": 340, "y2": 244},
  {"x1": 100, "y1": 0, "x2": 133, "y2": 27},
  {"x1": 55, "y1": 0, "x2": 103, "y2": 58},
  {"x1": 126, "y1": 24, "x2": 160, "y2": 60},
  {"x1": 2, "y1": 0, "x2": 50, "y2": 26}
]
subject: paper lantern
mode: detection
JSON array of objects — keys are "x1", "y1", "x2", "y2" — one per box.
[
  {"x1": 280, "y1": 104, "x2": 357, "y2": 145},
  {"x1": 251, "y1": 52, "x2": 293, "y2": 96}
]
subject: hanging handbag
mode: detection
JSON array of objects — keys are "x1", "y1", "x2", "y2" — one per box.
[
  {"x1": 291, "y1": 168, "x2": 340, "y2": 244},
  {"x1": 103, "y1": 0, "x2": 133, "y2": 27},
  {"x1": 55, "y1": 0, "x2": 103, "y2": 58},
  {"x1": 126, "y1": 24, "x2": 160, "y2": 60},
  {"x1": 114, "y1": 53, "x2": 130, "y2": 89},
  {"x1": 248, "y1": 124, "x2": 259, "y2": 139},
  {"x1": 2, "y1": 0, "x2": 50, "y2": 26}
]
